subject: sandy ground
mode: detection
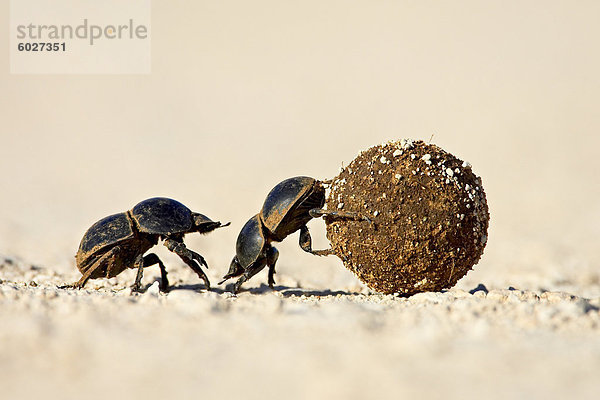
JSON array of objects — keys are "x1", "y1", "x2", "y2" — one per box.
[
  {"x1": 1, "y1": 258, "x2": 599, "y2": 400},
  {"x1": 2, "y1": 1, "x2": 600, "y2": 399}
]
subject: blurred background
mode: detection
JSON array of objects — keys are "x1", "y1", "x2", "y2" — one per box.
[{"x1": 1, "y1": 0, "x2": 599, "y2": 293}]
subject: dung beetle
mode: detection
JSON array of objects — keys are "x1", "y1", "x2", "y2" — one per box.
[
  {"x1": 219, "y1": 176, "x2": 369, "y2": 293},
  {"x1": 63, "y1": 197, "x2": 229, "y2": 292}
]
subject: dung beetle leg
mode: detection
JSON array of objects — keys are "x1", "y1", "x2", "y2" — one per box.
[
  {"x1": 232, "y1": 258, "x2": 267, "y2": 294},
  {"x1": 309, "y1": 208, "x2": 373, "y2": 224},
  {"x1": 267, "y1": 246, "x2": 279, "y2": 288},
  {"x1": 131, "y1": 254, "x2": 145, "y2": 292},
  {"x1": 142, "y1": 253, "x2": 169, "y2": 291},
  {"x1": 130, "y1": 253, "x2": 169, "y2": 292},
  {"x1": 60, "y1": 245, "x2": 122, "y2": 290},
  {"x1": 164, "y1": 238, "x2": 211, "y2": 289},
  {"x1": 299, "y1": 225, "x2": 334, "y2": 256}
]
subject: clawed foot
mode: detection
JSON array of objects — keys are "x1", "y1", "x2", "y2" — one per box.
[
  {"x1": 217, "y1": 277, "x2": 229, "y2": 285},
  {"x1": 130, "y1": 282, "x2": 143, "y2": 293},
  {"x1": 190, "y1": 250, "x2": 208, "y2": 268},
  {"x1": 159, "y1": 277, "x2": 170, "y2": 293},
  {"x1": 268, "y1": 265, "x2": 277, "y2": 289},
  {"x1": 232, "y1": 280, "x2": 244, "y2": 295}
]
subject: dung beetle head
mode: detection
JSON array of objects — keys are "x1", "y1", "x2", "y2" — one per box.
[
  {"x1": 219, "y1": 255, "x2": 245, "y2": 284},
  {"x1": 235, "y1": 215, "x2": 267, "y2": 267},
  {"x1": 219, "y1": 215, "x2": 267, "y2": 285},
  {"x1": 192, "y1": 213, "x2": 230, "y2": 234}
]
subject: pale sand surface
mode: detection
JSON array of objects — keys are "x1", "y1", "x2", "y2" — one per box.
[
  {"x1": 2, "y1": 1, "x2": 600, "y2": 399},
  {"x1": 1, "y1": 258, "x2": 599, "y2": 400}
]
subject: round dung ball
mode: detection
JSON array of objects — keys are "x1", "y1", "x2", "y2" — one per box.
[{"x1": 325, "y1": 139, "x2": 489, "y2": 295}]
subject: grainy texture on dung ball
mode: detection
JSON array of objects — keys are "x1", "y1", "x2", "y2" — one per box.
[{"x1": 325, "y1": 139, "x2": 489, "y2": 295}]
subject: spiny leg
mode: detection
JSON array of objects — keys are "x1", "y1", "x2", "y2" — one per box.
[
  {"x1": 130, "y1": 254, "x2": 145, "y2": 293},
  {"x1": 143, "y1": 253, "x2": 169, "y2": 291},
  {"x1": 232, "y1": 258, "x2": 267, "y2": 294},
  {"x1": 131, "y1": 253, "x2": 168, "y2": 292},
  {"x1": 164, "y1": 238, "x2": 210, "y2": 290},
  {"x1": 232, "y1": 274, "x2": 249, "y2": 295},
  {"x1": 267, "y1": 246, "x2": 279, "y2": 288},
  {"x1": 60, "y1": 246, "x2": 121, "y2": 290},
  {"x1": 309, "y1": 208, "x2": 372, "y2": 224},
  {"x1": 299, "y1": 225, "x2": 334, "y2": 256}
]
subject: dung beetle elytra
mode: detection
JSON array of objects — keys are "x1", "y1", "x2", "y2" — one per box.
[
  {"x1": 62, "y1": 197, "x2": 229, "y2": 292},
  {"x1": 219, "y1": 176, "x2": 369, "y2": 293}
]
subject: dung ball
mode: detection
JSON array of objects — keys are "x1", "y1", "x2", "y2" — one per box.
[{"x1": 325, "y1": 139, "x2": 489, "y2": 295}]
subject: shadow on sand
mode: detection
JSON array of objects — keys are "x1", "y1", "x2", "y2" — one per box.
[
  {"x1": 141, "y1": 279, "x2": 506, "y2": 300},
  {"x1": 161, "y1": 281, "x2": 360, "y2": 298}
]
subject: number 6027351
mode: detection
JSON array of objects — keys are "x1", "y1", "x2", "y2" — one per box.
[{"x1": 18, "y1": 42, "x2": 66, "y2": 51}]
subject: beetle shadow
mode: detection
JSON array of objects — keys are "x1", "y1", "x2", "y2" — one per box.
[
  {"x1": 168, "y1": 281, "x2": 360, "y2": 297},
  {"x1": 119, "y1": 280, "x2": 504, "y2": 299},
  {"x1": 143, "y1": 278, "x2": 358, "y2": 297},
  {"x1": 163, "y1": 282, "x2": 213, "y2": 293},
  {"x1": 159, "y1": 281, "x2": 239, "y2": 295},
  {"x1": 280, "y1": 287, "x2": 361, "y2": 298},
  {"x1": 231, "y1": 283, "x2": 361, "y2": 297}
]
